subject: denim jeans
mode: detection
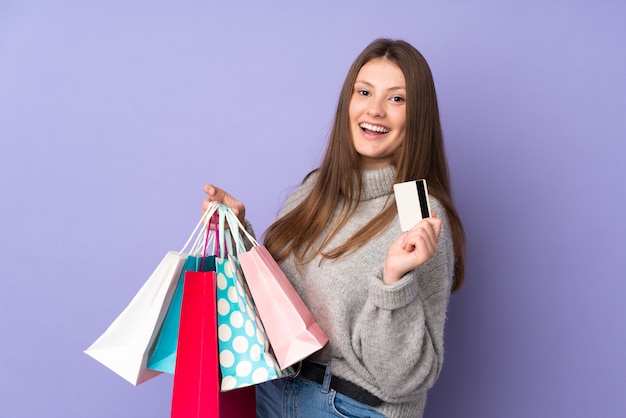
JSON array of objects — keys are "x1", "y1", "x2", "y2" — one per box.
[{"x1": 256, "y1": 368, "x2": 386, "y2": 418}]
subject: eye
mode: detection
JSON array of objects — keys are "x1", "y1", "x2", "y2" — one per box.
[
  {"x1": 357, "y1": 89, "x2": 371, "y2": 97},
  {"x1": 390, "y1": 95, "x2": 405, "y2": 103}
]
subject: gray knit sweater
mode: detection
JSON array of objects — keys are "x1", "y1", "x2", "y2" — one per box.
[{"x1": 272, "y1": 165, "x2": 454, "y2": 418}]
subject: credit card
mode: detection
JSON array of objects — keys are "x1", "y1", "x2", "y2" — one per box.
[{"x1": 393, "y1": 179, "x2": 431, "y2": 231}]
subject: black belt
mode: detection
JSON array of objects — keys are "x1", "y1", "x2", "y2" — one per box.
[{"x1": 296, "y1": 361, "x2": 382, "y2": 407}]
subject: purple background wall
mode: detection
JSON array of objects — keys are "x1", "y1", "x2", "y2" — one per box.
[{"x1": 1, "y1": 1, "x2": 625, "y2": 417}]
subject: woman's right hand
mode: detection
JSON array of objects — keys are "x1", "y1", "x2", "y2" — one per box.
[{"x1": 202, "y1": 184, "x2": 246, "y2": 222}]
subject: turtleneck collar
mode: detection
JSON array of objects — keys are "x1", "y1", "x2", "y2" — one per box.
[{"x1": 359, "y1": 165, "x2": 396, "y2": 201}]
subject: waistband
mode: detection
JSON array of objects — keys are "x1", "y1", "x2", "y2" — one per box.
[{"x1": 295, "y1": 361, "x2": 382, "y2": 407}]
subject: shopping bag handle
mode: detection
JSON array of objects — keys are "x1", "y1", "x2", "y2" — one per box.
[
  {"x1": 216, "y1": 203, "x2": 260, "y2": 253},
  {"x1": 217, "y1": 208, "x2": 236, "y2": 257},
  {"x1": 179, "y1": 201, "x2": 220, "y2": 254},
  {"x1": 186, "y1": 202, "x2": 258, "y2": 258}
]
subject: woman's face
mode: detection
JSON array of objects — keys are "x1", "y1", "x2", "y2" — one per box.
[{"x1": 349, "y1": 58, "x2": 407, "y2": 169}]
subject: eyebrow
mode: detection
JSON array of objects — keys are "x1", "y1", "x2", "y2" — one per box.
[{"x1": 354, "y1": 80, "x2": 406, "y2": 91}]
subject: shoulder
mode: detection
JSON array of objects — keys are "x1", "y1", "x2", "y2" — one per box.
[{"x1": 277, "y1": 170, "x2": 319, "y2": 217}]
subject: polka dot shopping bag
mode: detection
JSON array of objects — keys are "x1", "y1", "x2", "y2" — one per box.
[{"x1": 216, "y1": 255, "x2": 294, "y2": 390}]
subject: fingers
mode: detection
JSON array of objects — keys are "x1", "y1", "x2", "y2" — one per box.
[
  {"x1": 400, "y1": 231, "x2": 437, "y2": 256},
  {"x1": 201, "y1": 184, "x2": 219, "y2": 213},
  {"x1": 203, "y1": 183, "x2": 224, "y2": 201},
  {"x1": 426, "y1": 215, "x2": 442, "y2": 238},
  {"x1": 384, "y1": 214, "x2": 443, "y2": 284},
  {"x1": 203, "y1": 184, "x2": 232, "y2": 209},
  {"x1": 201, "y1": 183, "x2": 246, "y2": 221},
  {"x1": 401, "y1": 217, "x2": 441, "y2": 252}
]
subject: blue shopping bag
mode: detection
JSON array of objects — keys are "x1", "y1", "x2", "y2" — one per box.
[{"x1": 147, "y1": 255, "x2": 215, "y2": 374}]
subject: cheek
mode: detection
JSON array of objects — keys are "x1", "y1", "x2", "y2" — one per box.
[
  {"x1": 393, "y1": 113, "x2": 407, "y2": 139},
  {"x1": 348, "y1": 101, "x2": 359, "y2": 122},
  {"x1": 393, "y1": 108, "x2": 407, "y2": 128},
  {"x1": 392, "y1": 117, "x2": 407, "y2": 148}
]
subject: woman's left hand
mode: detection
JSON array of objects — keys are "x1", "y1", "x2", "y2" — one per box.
[{"x1": 383, "y1": 211, "x2": 442, "y2": 285}]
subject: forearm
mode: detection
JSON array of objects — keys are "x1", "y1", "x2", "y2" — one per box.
[{"x1": 354, "y1": 272, "x2": 450, "y2": 397}]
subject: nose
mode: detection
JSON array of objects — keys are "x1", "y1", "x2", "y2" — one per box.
[{"x1": 367, "y1": 98, "x2": 386, "y2": 118}]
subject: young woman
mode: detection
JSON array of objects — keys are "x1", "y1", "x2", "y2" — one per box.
[{"x1": 203, "y1": 38, "x2": 465, "y2": 418}]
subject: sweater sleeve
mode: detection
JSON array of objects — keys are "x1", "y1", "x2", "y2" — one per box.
[
  {"x1": 339, "y1": 199, "x2": 454, "y2": 400},
  {"x1": 270, "y1": 171, "x2": 455, "y2": 403}
]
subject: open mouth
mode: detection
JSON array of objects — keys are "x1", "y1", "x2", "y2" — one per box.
[{"x1": 359, "y1": 122, "x2": 390, "y2": 134}]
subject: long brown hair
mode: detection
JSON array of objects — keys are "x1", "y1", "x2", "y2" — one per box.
[{"x1": 263, "y1": 38, "x2": 466, "y2": 291}]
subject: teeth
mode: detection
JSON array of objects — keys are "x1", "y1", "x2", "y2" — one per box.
[{"x1": 360, "y1": 123, "x2": 389, "y2": 133}]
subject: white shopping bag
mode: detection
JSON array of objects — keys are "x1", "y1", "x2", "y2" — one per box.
[{"x1": 84, "y1": 251, "x2": 186, "y2": 385}]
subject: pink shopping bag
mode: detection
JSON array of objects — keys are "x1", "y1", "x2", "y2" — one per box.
[{"x1": 225, "y1": 206, "x2": 328, "y2": 369}]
